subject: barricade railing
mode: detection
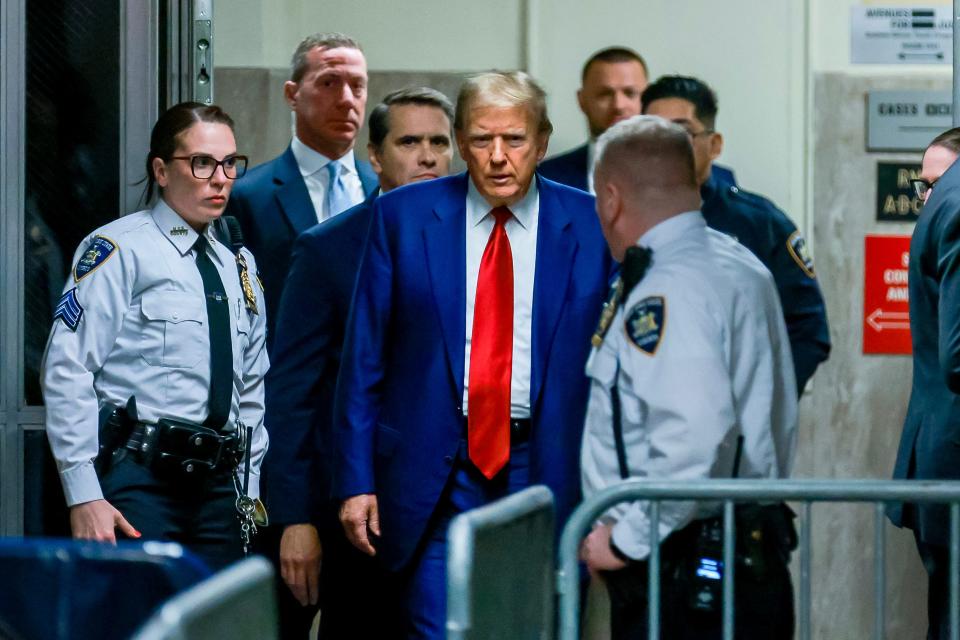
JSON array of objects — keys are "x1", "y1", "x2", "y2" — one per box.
[
  {"x1": 131, "y1": 556, "x2": 277, "y2": 640},
  {"x1": 557, "y1": 479, "x2": 960, "y2": 640},
  {"x1": 447, "y1": 485, "x2": 555, "y2": 640}
]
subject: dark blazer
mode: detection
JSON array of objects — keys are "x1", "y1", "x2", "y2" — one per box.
[
  {"x1": 263, "y1": 192, "x2": 378, "y2": 525},
  {"x1": 225, "y1": 145, "x2": 378, "y2": 350},
  {"x1": 700, "y1": 174, "x2": 830, "y2": 394},
  {"x1": 538, "y1": 142, "x2": 738, "y2": 192},
  {"x1": 333, "y1": 173, "x2": 613, "y2": 570},
  {"x1": 890, "y1": 158, "x2": 960, "y2": 546}
]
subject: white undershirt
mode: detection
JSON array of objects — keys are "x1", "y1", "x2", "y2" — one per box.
[
  {"x1": 462, "y1": 179, "x2": 539, "y2": 419},
  {"x1": 290, "y1": 136, "x2": 365, "y2": 222}
]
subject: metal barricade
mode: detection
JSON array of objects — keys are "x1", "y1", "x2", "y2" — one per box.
[
  {"x1": 558, "y1": 479, "x2": 960, "y2": 640},
  {"x1": 131, "y1": 556, "x2": 277, "y2": 640},
  {"x1": 447, "y1": 485, "x2": 555, "y2": 640}
]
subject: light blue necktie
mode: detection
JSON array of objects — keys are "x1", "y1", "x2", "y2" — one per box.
[{"x1": 325, "y1": 160, "x2": 353, "y2": 220}]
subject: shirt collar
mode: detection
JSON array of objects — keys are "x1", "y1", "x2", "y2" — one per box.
[
  {"x1": 466, "y1": 177, "x2": 539, "y2": 230},
  {"x1": 636, "y1": 210, "x2": 705, "y2": 252},
  {"x1": 291, "y1": 136, "x2": 356, "y2": 178},
  {"x1": 152, "y1": 198, "x2": 224, "y2": 264}
]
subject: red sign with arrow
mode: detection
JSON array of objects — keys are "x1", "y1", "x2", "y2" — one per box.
[{"x1": 863, "y1": 235, "x2": 912, "y2": 355}]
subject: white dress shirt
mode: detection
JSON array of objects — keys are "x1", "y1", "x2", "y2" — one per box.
[
  {"x1": 581, "y1": 211, "x2": 798, "y2": 560},
  {"x1": 41, "y1": 199, "x2": 270, "y2": 506},
  {"x1": 290, "y1": 136, "x2": 366, "y2": 222},
  {"x1": 462, "y1": 180, "x2": 539, "y2": 419}
]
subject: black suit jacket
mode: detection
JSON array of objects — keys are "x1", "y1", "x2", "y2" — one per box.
[
  {"x1": 890, "y1": 158, "x2": 960, "y2": 545},
  {"x1": 263, "y1": 192, "x2": 378, "y2": 524}
]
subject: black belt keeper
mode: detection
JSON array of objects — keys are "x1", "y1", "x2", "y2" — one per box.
[{"x1": 122, "y1": 418, "x2": 242, "y2": 480}]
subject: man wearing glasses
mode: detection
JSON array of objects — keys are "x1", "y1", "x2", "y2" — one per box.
[
  {"x1": 643, "y1": 75, "x2": 830, "y2": 396},
  {"x1": 891, "y1": 128, "x2": 960, "y2": 640}
]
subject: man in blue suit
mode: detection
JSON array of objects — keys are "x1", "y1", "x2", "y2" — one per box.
[
  {"x1": 265, "y1": 87, "x2": 455, "y2": 640},
  {"x1": 539, "y1": 47, "x2": 736, "y2": 191},
  {"x1": 225, "y1": 32, "x2": 378, "y2": 348},
  {"x1": 335, "y1": 71, "x2": 613, "y2": 638},
  {"x1": 890, "y1": 128, "x2": 960, "y2": 640}
]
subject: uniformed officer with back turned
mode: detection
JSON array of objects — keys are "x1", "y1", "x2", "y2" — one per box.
[
  {"x1": 41, "y1": 102, "x2": 268, "y2": 571},
  {"x1": 642, "y1": 75, "x2": 830, "y2": 396},
  {"x1": 579, "y1": 115, "x2": 799, "y2": 639}
]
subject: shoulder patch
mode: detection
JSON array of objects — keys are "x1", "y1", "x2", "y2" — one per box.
[
  {"x1": 54, "y1": 288, "x2": 84, "y2": 331},
  {"x1": 625, "y1": 296, "x2": 666, "y2": 355},
  {"x1": 73, "y1": 235, "x2": 117, "y2": 282},
  {"x1": 786, "y1": 231, "x2": 816, "y2": 278}
]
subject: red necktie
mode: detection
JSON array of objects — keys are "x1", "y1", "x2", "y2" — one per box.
[{"x1": 468, "y1": 206, "x2": 514, "y2": 479}]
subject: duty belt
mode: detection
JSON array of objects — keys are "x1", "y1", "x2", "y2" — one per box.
[{"x1": 123, "y1": 418, "x2": 242, "y2": 478}]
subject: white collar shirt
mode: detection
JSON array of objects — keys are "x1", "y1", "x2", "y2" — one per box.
[
  {"x1": 290, "y1": 136, "x2": 365, "y2": 222},
  {"x1": 462, "y1": 178, "x2": 540, "y2": 419},
  {"x1": 586, "y1": 139, "x2": 597, "y2": 195}
]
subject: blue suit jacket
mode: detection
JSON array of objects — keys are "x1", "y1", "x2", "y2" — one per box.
[
  {"x1": 539, "y1": 142, "x2": 738, "y2": 192},
  {"x1": 264, "y1": 192, "x2": 378, "y2": 525},
  {"x1": 225, "y1": 145, "x2": 378, "y2": 350},
  {"x1": 890, "y1": 158, "x2": 960, "y2": 546},
  {"x1": 334, "y1": 173, "x2": 613, "y2": 570}
]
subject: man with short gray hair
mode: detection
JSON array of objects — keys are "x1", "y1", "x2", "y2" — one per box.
[
  {"x1": 579, "y1": 115, "x2": 798, "y2": 639},
  {"x1": 225, "y1": 32, "x2": 378, "y2": 347},
  {"x1": 335, "y1": 70, "x2": 613, "y2": 637}
]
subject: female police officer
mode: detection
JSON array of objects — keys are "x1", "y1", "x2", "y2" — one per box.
[{"x1": 41, "y1": 102, "x2": 268, "y2": 570}]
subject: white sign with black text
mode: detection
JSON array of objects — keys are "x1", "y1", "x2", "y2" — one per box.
[{"x1": 851, "y1": 6, "x2": 951, "y2": 64}]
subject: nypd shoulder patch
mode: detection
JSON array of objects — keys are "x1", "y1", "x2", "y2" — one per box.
[
  {"x1": 73, "y1": 235, "x2": 117, "y2": 282},
  {"x1": 786, "y1": 231, "x2": 815, "y2": 278},
  {"x1": 625, "y1": 296, "x2": 666, "y2": 355},
  {"x1": 54, "y1": 288, "x2": 84, "y2": 331}
]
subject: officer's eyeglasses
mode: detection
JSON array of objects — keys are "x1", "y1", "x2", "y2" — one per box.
[
  {"x1": 684, "y1": 127, "x2": 715, "y2": 139},
  {"x1": 170, "y1": 154, "x2": 249, "y2": 180},
  {"x1": 910, "y1": 178, "x2": 937, "y2": 200}
]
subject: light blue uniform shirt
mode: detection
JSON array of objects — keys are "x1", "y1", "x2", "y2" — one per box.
[
  {"x1": 41, "y1": 199, "x2": 269, "y2": 506},
  {"x1": 581, "y1": 211, "x2": 798, "y2": 560}
]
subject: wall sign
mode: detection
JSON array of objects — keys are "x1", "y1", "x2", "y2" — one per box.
[
  {"x1": 877, "y1": 161, "x2": 923, "y2": 222},
  {"x1": 863, "y1": 235, "x2": 912, "y2": 355},
  {"x1": 867, "y1": 90, "x2": 951, "y2": 151},
  {"x1": 851, "y1": 6, "x2": 952, "y2": 64}
]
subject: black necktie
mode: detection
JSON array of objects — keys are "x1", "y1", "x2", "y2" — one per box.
[{"x1": 194, "y1": 235, "x2": 232, "y2": 430}]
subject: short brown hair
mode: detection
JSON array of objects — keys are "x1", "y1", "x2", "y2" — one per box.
[
  {"x1": 290, "y1": 32, "x2": 362, "y2": 83},
  {"x1": 929, "y1": 127, "x2": 960, "y2": 154},
  {"x1": 368, "y1": 87, "x2": 454, "y2": 149},
  {"x1": 581, "y1": 47, "x2": 648, "y2": 83},
  {"x1": 454, "y1": 70, "x2": 553, "y2": 135}
]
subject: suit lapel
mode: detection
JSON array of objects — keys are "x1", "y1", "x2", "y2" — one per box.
[
  {"x1": 423, "y1": 174, "x2": 468, "y2": 398},
  {"x1": 273, "y1": 146, "x2": 319, "y2": 236},
  {"x1": 356, "y1": 159, "x2": 379, "y2": 197},
  {"x1": 530, "y1": 177, "x2": 577, "y2": 408}
]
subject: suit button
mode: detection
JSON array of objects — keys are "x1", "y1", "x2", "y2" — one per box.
[{"x1": 444, "y1": 456, "x2": 453, "y2": 464}]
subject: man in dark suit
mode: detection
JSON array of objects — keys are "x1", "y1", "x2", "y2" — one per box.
[
  {"x1": 335, "y1": 71, "x2": 613, "y2": 638},
  {"x1": 643, "y1": 75, "x2": 830, "y2": 395},
  {"x1": 264, "y1": 87, "x2": 455, "y2": 640},
  {"x1": 890, "y1": 128, "x2": 960, "y2": 640},
  {"x1": 225, "y1": 32, "x2": 378, "y2": 348},
  {"x1": 539, "y1": 47, "x2": 736, "y2": 192}
]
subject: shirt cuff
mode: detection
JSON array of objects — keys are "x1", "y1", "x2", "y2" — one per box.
[
  {"x1": 612, "y1": 519, "x2": 650, "y2": 561},
  {"x1": 60, "y1": 460, "x2": 104, "y2": 507},
  {"x1": 246, "y1": 471, "x2": 260, "y2": 500}
]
